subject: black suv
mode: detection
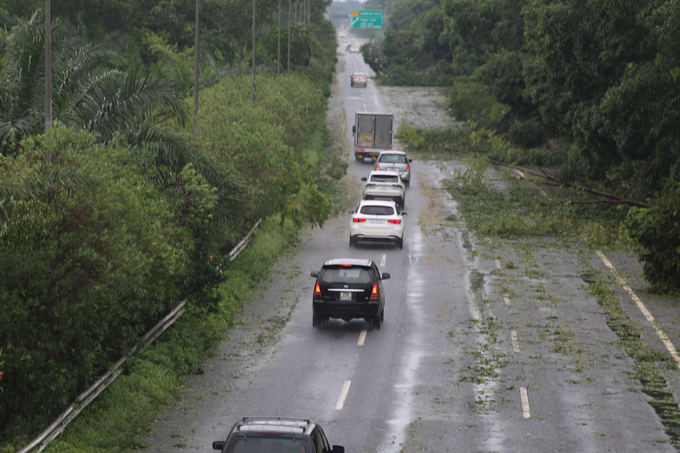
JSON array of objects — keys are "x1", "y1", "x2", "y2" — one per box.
[
  {"x1": 311, "y1": 258, "x2": 390, "y2": 329},
  {"x1": 212, "y1": 417, "x2": 344, "y2": 453}
]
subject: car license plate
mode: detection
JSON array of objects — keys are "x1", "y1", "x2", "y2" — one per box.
[
  {"x1": 369, "y1": 153, "x2": 379, "y2": 157},
  {"x1": 368, "y1": 219, "x2": 385, "y2": 224},
  {"x1": 340, "y1": 292, "x2": 352, "y2": 301}
]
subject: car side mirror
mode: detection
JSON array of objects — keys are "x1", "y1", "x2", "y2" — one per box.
[
  {"x1": 382, "y1": 273, "x2": 391, "y2": 280},
  {"x1": 352, "y1": 125, "x2": 356, "y2": 133},
  {"x1": 360, "y1": 177, "x2": 367, "y2": 181},
  {"x1": 402, "y1": 212, "x2": 407, "y2": 216},
  {"x1": 330, "y1": 446, "x2": 345, "y2": 453},
  {"x1": 311, "y1": 271, "x2": 319, "y2": 278},
  {"x1": 409, "y1": 159, "x2": 413, "y2": 162},
  {"x1": 212, "y1": 441, "x2": 226, "y2": 450}
]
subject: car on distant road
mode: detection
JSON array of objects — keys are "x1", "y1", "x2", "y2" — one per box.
[
  {"x1": 349, "y1": 200, "x2": 406, "y2": 249},
  {"x1": 212, "y1": 417, "x2": 344, "y2": 453},
  {"x1": 374, "y1": 150, "x2": 412, "y2": 187},
  {"x1": 361, "y1": 170, "x2": 406, "y2": 209},
  {"x1": 351, "y1": 72, "x2": 368, "y2": 87},
  {"x1": 311, "y1": 258, "x2": 390, "y2": 329},
  {"x1": 349, "y1": 44, "x2": 361, "y2": 53}
]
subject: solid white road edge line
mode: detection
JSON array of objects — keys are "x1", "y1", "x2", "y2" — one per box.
[
  {"x1": 504, "y1": 295, "x2": 511, "y2": 306},
  {"x1": 495, "y1": 259, "x2": 502, "y2": 269},
  {"x1": 597, "y1": 250, "x2": 680, "y2": 368},
  {"x1": 511, "y1": 331, "x2": 520, "y2": 353},
  {"x1": 335, "y1": 381, "x2": 352, "y2": 410},
  {"x1": 520, "y1": 387, "x2": 531, "y2": 418},
  {"x1": 358, "y1": 329, "x2": 367, "y2": 346},
  {"x1": 381, "y1": 254, "x2": 386, "y2": 267}
]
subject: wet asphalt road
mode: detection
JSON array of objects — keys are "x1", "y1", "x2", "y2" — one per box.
[{"x1": 144, "y1": 40, "x2": 678, "y2": 453}]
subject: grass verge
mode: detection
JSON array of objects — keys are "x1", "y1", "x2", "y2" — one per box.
[{"x1": 43, "y1": 216, "x2": 300, "y2": 453}]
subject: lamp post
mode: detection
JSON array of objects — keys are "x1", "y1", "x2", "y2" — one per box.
[
  {"x1": 287, "y1": 0, "x2": 291, "y2": 75},
  {"x1": 251, "y1": 0, "x2": 256, "y2": 102},
  {"x1": 193, "y1": 0, "x2": 200, "y2": 136},
  {"x1": 277, "y1": 0, "x2": 281, "y2": 77},
  {"x1": 45, "y1": 0, "x2": 52, "y2": 133}
]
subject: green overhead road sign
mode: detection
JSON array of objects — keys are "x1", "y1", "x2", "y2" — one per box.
[{"x1": 350, "y1": 10, "x2": 384, "y2": 29}]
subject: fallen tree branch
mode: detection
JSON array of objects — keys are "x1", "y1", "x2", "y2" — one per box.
[{"x1": 438, "y1": 142, "x2": 651, "y2": 208}]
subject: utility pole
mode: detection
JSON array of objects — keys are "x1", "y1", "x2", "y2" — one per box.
[
  {"x1": 45, "y1": 0, "x2": 52, "y2": 133},
  {"x1": 251, "y1": 0, "x2": 256, "y2": 102},
  {"x1": 193, "y1": 0, "x2": 200, "y2": 137},
  {"x1": 287, "y1": 0, "x2": 291, "y2": 75},
  {"x1": 277, "y1": 0, "x2": 281, "y2": 77}
]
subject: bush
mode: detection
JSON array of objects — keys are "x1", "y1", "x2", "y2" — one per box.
[
  {"x1": 0, "y1": 128, "x2": 192, "y2": 436},
  {"x1": 621, "y1": 179, "x2": 680, "y2": 293},
  {"x1": 449, "y1": 77, "x2": 508, "y2": 127}
]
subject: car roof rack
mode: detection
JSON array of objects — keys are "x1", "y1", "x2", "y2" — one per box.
[{"x1": 241, "y1": 416, "x2": 312, "y2": 425}]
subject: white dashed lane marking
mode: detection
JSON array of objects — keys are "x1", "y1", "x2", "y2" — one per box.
[
  {"x1": 380, "y1": 254, "x2": 386, "y2": 267},
  {"x1": 335, "y1": 381, "x2": 352, "y2": 410},
  {"x1": 511, "y1": 331, "x2": 520, "y2": 353},
  {"x1": 495, "y1": 259, "x2": 502, "y2": 269},
  {"x1": 520, "y1": 387, "x2": 531, "y2": 418},
  {"x1": 357, "y1": 329, "x2": 367, "y2": 346},
  {"x1": 504, "y1": 295, "x2": 511, "y2": 306},
  {"x1": 597, "y1": 250, "x2": 680, "y2": 367}
]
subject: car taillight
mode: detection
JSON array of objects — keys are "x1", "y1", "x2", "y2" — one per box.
[
  {"x1": 357, "y1": 148, "x2": 364, "y2": 152},
  {"x1": 369, "y1": 283, "x2": 379, "y2": 301},
  {"x1": 314, "y1": 282, "x2": 322, "y2": 298},
  {"x1": 366, "y1": 183, "x2": 376, "y2": 187},
  {"x1": 388, "y1": 219, "x2": 401, "y2": 224},
  {"x1": 376, "y1": 163, "x2": 380, "y2": 169},
  {"x1": 353, "y1": 217, "x2": 366, "y2": 223},
  {"x1": 392, "y1": 184, "x2": 403, "y2": 189},
  {"x1": 406, "y1": 163, "x2": 410, "y2": 170}
]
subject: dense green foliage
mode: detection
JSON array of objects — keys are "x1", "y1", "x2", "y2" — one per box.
[
  {"x1": 622, "y1": 180, "x2": 680, "y2": 293},
  {"x1": 363, "y1": 0, "x2": 679, "y2": 291},
  {"x1": 0, "y1": 1, "x2": 339, "y2": 447},
  {"x1": 40, "y1": 215, "x2": 300, "y2": 453},
  {"x1": 0, "y1": 0, "x2": 331, "y2": 69},
  {"x1": 361, "y1": 0, "x2": 680, "y2": 193}
]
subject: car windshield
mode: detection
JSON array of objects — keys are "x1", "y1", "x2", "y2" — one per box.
[
  {"x1": 370, "y1": 175, "x2": 399, "y2": 183},
  {"x1": 360, "y1": 205, "x2": 394, "y2": 215},
  {"x1": 321, "y1": 266, "x2": 372, "y2": 284},
  {"x1": 379, "y1": 154, "x2": 407, "y2": 164},
  {"x1": 227, "y1": 437, "x2": 308, "y2": 453}
]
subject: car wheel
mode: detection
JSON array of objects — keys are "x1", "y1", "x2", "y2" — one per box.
[
  {"x1": 313, "y1": 312, "x2": 321, "y2": 328},
  {"x1": 373, "y1": 315, "x2": 381, "y2": 330},
  {"x1": 349, "y1": 236, "x2": 355, "y2": 248},
  {"x1": 397, "y1": 238, "x2": 403, "y2": 249},
  {"x1": 405, "y1": 179, "x2": 410, "y2": 188},
  {"x1": 381, "y1": 310, "x2": 384, "y2": 322}
]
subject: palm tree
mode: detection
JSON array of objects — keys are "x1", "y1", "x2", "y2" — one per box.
[{"x1": 0, "y1": 9, "x2": 244, "y2": 217}]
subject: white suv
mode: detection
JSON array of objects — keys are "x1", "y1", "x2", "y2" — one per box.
[{"x1": 349, "y1": 200, "x2": 406, "y2": 249}]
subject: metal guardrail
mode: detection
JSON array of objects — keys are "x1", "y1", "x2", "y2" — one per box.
[
  {"x1": 229, "y1": 219, "x2": 262, "y2": 261},
  {"x1": 18, "y1": 219, "x2": 262, "y2": 453}
]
